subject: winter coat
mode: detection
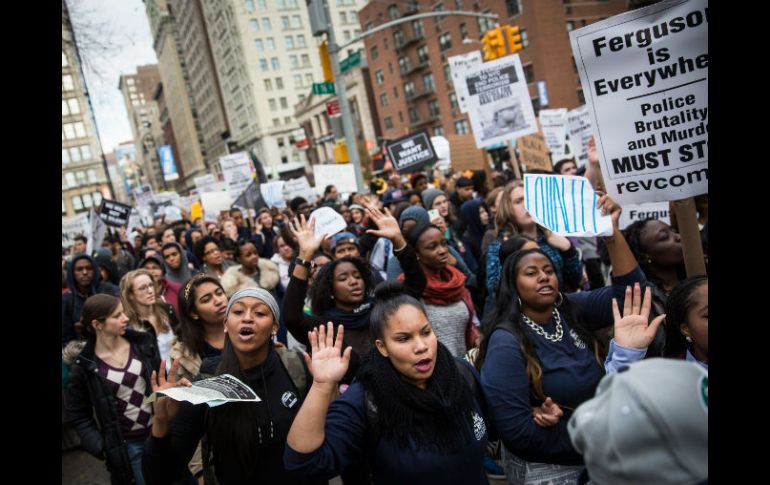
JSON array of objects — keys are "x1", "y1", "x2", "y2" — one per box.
[
  {"x1": 220, "y1": 258, "x2": 280, "y2": 296},
  {"x1": 63, "y1": 329, "x2": 161, "y2": 485}
]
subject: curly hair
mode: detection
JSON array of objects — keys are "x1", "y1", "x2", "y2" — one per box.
[
  {"x1": 308, "y1": 256, "x2": 375, "y2": 315},
  {"x1": 663, "y1": 276, "x2": 707, "y2": 358}
]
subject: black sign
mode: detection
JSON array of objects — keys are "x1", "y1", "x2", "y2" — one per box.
[
  {"x1": 385, "y1": 130, "x2": 437, "y2": 174},
  {"x1": 233, "y1": 178, "x2": 268, "y2": 212},
  {"x1": 98, "y1": 199, "x2": 132, "y2": 227}
]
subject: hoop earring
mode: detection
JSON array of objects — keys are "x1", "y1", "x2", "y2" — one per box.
[
  {"x1": 517, "y1": 297, "x2": 522, "y2": 308},
  {"x1": 555, "y1": 292, "x2": 564, "y2": 307}
]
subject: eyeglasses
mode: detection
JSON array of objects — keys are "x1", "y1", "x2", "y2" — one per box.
[{"x1": 134, "y1": 284, "x2": 155, "y2": 294}]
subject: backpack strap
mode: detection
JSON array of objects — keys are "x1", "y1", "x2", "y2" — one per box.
[{"x1": 276, "y1": 347, "x2": 309, "y2": 401}]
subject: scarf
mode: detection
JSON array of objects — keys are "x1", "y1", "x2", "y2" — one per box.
[
  {"x1": 356, "y1": 342, "x2": 476, "y2": 452},
  {"x1": 421, "y1": 264, "x2": 467, "y2": 306},
  {"x1": 323, "y1": 297, "x2": 375, "y2": 330}
]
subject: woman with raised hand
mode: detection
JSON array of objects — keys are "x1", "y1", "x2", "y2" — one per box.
[
  {"x1": 64, "y1": 294, "x2": 162, "y2": 485},
  {"x1": 475, "y1": 194, "x2": 646, "y2": 484},
  {"x1": 282, "y1": 204, "x2": 425, "y2": 383},
  {"x1": 285, "y1": 283, "x2": 490, "y2": 484},
  {"x1": 143, "y1": 287, "x2": 322, "y2": 485}
]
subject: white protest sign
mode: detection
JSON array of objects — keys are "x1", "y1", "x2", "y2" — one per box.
[
  {"x1": 194, "y1": 174, "x2": 218, "y2": 194},
  {"x1": 87, "y1": 208, "x2": 109, "y2": 255},
  {"x1": 200, "y1": 190, "x2": 233, "y2": 217},
  {"x1": 164, "y1": 206, "x2": 182, "y2": 223},
  {"x1": 448, "y1": 51, "x2": 483, "y2": 113},
  {"x1": 567, "y1": 105, "x2": 594, "y2": 168},
  {"x1": 145, "y1": 374, "x2": 260, "y2": 407},
  {"x1": 127, "y1": 210, "x2": 143, "y2": 234},
  {"x1": 523, "y1": 174, "x2": 612, "y2": 237},
  {"x1": 62, "y1": 214, "x2": 91, "y2": 248},
  {"x1": 313, "y1": 164, "x2": 357, "y2": 193},
  {"x1": 219, "y1": 152, "x2": 255, "y2": 200},
  {"x1": 282, "y1": 177, "x2": 313, "y2": 203},
  {"x1": 619, "y1": 202, "x2": 671, "y2": 229},
  {"x1": 431, "y1": 136, "x2": 451, "y2": 172},
  {"x1": 260, "y1": 181, "x2": 287, "y2": 209},
  {"x1": 569, "y1": 0, "x2": 708, "y2": 204},
  {"x1": 464, "y1": 55, "x2": 538, "y2": 148},
  {"x1": 309, "y1": 207, "x2": 347, "y2": 239},
  {"x1": 539, "y1": 109, "x2": 569, "y2": 159}
]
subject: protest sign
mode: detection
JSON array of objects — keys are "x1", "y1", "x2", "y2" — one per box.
[
  {"x1": 97, "y1": 199, "x2": 131, "y2": 227},
  {"x1": 219, "y1": 151, "x2": 255, "y2": 200},
  {"x1": 523, "y1": 174, "x2": 612, "y2": 237},
  {"x1": 148, "y1": 192, "x2": 181, "y2": 218},
  {"x1": 164, "y1": 206, "x2": 182, "y2": 223},
  {"x1": 539, "y1": 109, "x2": 568, "y2": 159},
  {"x1": 464, "y1": 55, "x2": 538, "y2": 148},
  {"x1": 448, "y1": 51, "x2": 483, "y2": 113},
  {"x1": 234, "y1": 178, "x2": 268, "y2": 211},
  {"x1": 518, "y1": 129, "x2": 553, "y2": 172},
  {"x1": 190, "y1": 201, "x2": 203, "y2": 221},
  {"x1": 194, "y1": 174, "x2": 218, "y2": 194},
  {"x1": 201, "y1": 190, "x2": 233, "y2": 217},
  {"x1": 145, "y1": 374, "x2": 260, "y2": 407},
  {"x1": 62, "y1": 213, "x2": 90, "y2": 248},
  {"x1": 385, "y1": 131, "x2": 438, "y2": 174},
  {"x1": 619, "y1": 201, "x2": 671, "y2": 229},
  {"x1": 567, "y1": 105, "x2": 593, "y2": 168},
  {"x1": 309, "y1": 207, "x2": 347, "y2": 239},
  {"x1": 127, "y1": 209, "x2": 143, "y2": 234},
  {"x1": 282, "y1": 177, "x2": 314, "y2": 203},
  {"x1": 260, "y1": 181, "x2": 287, "y2": 209},
  {"x1": 430, "y1": 136, "x2": 451, "y2": 172},
  {"x1": 313, "y1": 164, "x2": 357, "y2": 193},
  {"x1": 569, "y1": 0, "x2": 708, "y2": 204},
  {"x1": 87, "y1": 208, "x2": 108, "y2": 255}
]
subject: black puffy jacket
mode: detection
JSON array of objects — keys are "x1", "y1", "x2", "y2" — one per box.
[{"x1": 64, "y1": 329, "x2": 161, "y2": 485}]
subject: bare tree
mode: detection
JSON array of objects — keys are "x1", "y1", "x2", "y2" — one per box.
[{"x1": 62, "y1": 0, "x2": 122, "y2": 83}]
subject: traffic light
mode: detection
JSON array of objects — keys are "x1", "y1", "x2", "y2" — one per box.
[
  {"x1": 505, "y1": 25, "x2": 524, "y2": 54},
  {"x1": 481, "y1": 27, "x2": 505, "y2": 61},
  {"x1": 319, "y1": 41, "x2": 334, "y2": 82}
]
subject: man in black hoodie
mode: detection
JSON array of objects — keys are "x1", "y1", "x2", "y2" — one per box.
[{"x1": 62, "y1": 254, "x2": 120, "y2": 347}]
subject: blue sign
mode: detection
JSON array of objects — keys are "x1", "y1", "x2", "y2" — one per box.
[{"x1": 157, "y1": 145, "x2": 179, "y2": 182}]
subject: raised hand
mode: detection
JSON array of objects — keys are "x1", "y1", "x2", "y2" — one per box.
[
  {"x1": 150, "y1": 358, "x2": 192, "y2": 429},
  {"x1": 596, "y1": 191, "x2": 622, "y2": 230},
  {"x1": 612, "y1": 283, "x2": 665, "y2": 350},
  {"x1": 303, "y1": 322, "x2": 352, "y2": 386},
  {"x1": 532, "y1": 397, "x2": 564, "y2": 427},
  {"x1": 364, "y1": 203, "x2": 400, "y2": 241},
  {"x1": 587, "y1": 135, "x2": 599, "y2": 167},
  {"x1": 289, "y1": 214, "x2": 326, "y2": 259}
]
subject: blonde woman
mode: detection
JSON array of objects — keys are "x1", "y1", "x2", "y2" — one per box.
[{"x1": 120, "y1": 269, "x2": 178, "y2": 368}]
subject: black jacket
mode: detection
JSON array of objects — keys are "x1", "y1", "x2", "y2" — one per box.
[
  {"x1": 62, "y1": 254, "x2": 121, "y2": 346},
  {"x1": 64, "y1": 329, "x2": 161, "y2": 485}
]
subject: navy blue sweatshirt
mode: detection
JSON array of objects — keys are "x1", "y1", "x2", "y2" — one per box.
[
  {"x1": 284, "y1": 367, "x2": 490, "y2": 485},
  {"x1": 480, "y1": 266, "x2": 646, "y2": 465}
]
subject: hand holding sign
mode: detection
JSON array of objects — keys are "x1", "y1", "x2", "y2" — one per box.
[{"x1": 596, "y1": 191, "x2": 622, "y2": 232}]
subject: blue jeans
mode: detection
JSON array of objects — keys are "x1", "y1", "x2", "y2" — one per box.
[{"x1": 126, "y1": 439, "x2": 146, "y2": 485}]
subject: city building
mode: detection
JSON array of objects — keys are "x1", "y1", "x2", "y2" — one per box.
[{"x1": 62, "y1": 0, "x2": 113, "y2": 220}]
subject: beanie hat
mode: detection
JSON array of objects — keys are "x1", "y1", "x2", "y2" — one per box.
[
  {"x1": 398, "y1": 206, "x2": 430, "y2": 228},
  {"x1": 455, "y1": 176, "x2": 474, "y2": 188},
  {"x1": 568, "y1": 358, "x2": 708, "y2": 485},
  {"x1": 225, "y1": 287, "x2": 280, "y2": 322},
  {"x1": 421, "y1": 188, "x2": 446, "y2": 211}
]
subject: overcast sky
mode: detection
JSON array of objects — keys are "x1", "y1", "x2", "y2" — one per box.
[{"x1": 68, "y1": 0, "x2": 158, "y2": 155}]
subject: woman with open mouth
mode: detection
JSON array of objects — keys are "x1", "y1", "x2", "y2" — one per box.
[
  {"x1": 285, "y1": 282, "x2": 490, "y2": 484},
  {"x1": 144, "y1": 287, "x2": 324, "y2": 485}
]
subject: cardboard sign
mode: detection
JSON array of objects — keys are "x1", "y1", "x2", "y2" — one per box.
[
  {"x1": 219, "y1": 151, "x2": 255, "y2": 200},
  {"x1": 259, "y1": 181, "x2": 287, "y2": 209},
  {"x1": 62, "y1": 214, "x2": 90, "y2": 248},
  {"x1": 518, "y1": 129, "x2": 553, "y2": 172},
  {"x1": 385, "y1": 131, "x2": 438, "y2": 174},
  {"x1": 97, "y1": 199, "x2": 131, "y2": 227},
  {"x1": 619, "y1": 202, "x2": 671, "y2": 229},
  {"x1": 448, "y1": 51, "x2": 483, "y2": 113},
  {"x1": 282, "y1": 177, "x2": 317, "y2": 204},
  {"x1": 309, "y1": 207, "x2": 347, "y2": 238},
  {"x1": 569, "y1": 0, "x2": 708, "y2": 204},
  {"x1": 313, "y1": 164, "x2": 357, "y2": 194},
  {"x1": 190, "y1": 201, "x2": 203, "y2": 221},
  {"x1": 200, "y1": 191, "x2": 233, "y2": 217},
  {"x1": 464, "y1": 55, "x2": 538, "y2": 148},
  {"x1": 164, "y1": 206, "x2": 182, "y2": 223},
  {"x1": 194, "y1": 174, "x2": 218, "y2": 194},
  {"x1": 539, "y1": 109, "x2": 568, "y2": 160},
  {"x1": 523, "y1": 174, "x2": 612, "y2": 237},
  {"x1": 567, "y1": 105, "x2": 593, "y2": 168}
]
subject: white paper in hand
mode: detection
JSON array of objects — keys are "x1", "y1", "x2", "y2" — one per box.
[
  {"x1": 523, "y1": 174, "x2": 612, "y2": 237},
  {"x1": 309, "y1": 207, "x2": 347, "y2": 239}
]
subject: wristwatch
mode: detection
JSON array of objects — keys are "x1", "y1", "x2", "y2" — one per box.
[{"x1": 294, "y1": 257, "x2": 311, "y2": 268}]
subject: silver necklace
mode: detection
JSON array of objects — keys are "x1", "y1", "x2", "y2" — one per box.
[{"x1": 522, "y1": 309, "x2": 563, "y2": 342}]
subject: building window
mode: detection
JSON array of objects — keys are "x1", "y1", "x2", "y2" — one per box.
[
  {"x1": 523, "y1": 63, "x2": 534, "y2": 84},
  {"x1": 531, "y1": 97, "x2": 541, "y2": 116},
  {"x1": 62, "y1": 100, "x2": 69, "y2": 116},
  {"x1": 384, "y1": 116, "x2": 393, "y2": 129},
  {"x1": 428, "y1": 100, "x2": 440, "y2": 118},
  {"x1": 398, "y1": 56, "x2": 410, "y2": 74},
  {"x1": 566, "y1": 21, "x2": 575, "y2": 32},
  {"x1": 280, "y1": 97, "x2": 288, "y2": 109},
  {"x1": 72, "y1": 195, "x2": 84, "y2": 212},
  {"x1": 412, "y1": 20, "x2": 424, "y2": 38},
  {"x1": 439, "y1": 33, "x2": 452, "y2": 51},
  {"x1": 404, "y1": 81, "x2": 415, "y2": 98},
  {"x1": 290, "y1": 55, "x2": 299, "y2": 68},
  {"x1": 344, "y1": 31, "x2": 351, "y2": 41},
  {"x1": 81, "y1": 145, "x2": 92, "y2": 160},
  {"x1": 255, "y1": 39, "x2": 264, "y2": 52},
  {"x1": 380, "y1": 93, "x2": 389, "y2": 107},
  {"x1": 305, "y1": 73, "x2": 313, "y2": 85},
  {"x1": 408, "y1": 107, "x2": 420, "y2": 123},
  {"x1": 62, "y1": 149, "x2": 70, "y2": 164},
  {"x1": 269, "y1": 99, "x2": 277, "y2": 111},
  {"x1": 417, "y1": 45, "x2": 429, "y2": 63},
  {"x1": 291, "y1": 15, "x2": 301, "y2": 28},
  {"x1": 506, "y1": 0, "x2": 522, "y2": 17},
  {"x1": 455, "y1": 119, "x2": 470, "y2": 134},
  {"x1": 273, "y1": 118, "x2": 280, "y2": 126},
  {"x1": 423, "y1": 73, "x2": 435, "y2": 93},
  {"x1": 394, "y1": 30, "x2": 404, "y2": 48},
  {"x1": 245, "y1": 0, "x2": 255, "y2": 13},
  {"x1": 521, "y1": 28, "x2": 529, "y2": 48},
  {"x1": 63, "y1": 124, "x2": 75, "y2": 140},
  {"x1": 388, "y1": 5, "x2": 399, "y2": 20},
  {"x1": 62, "y1": 75, "x2": 75, "y2": 91},
  {"x1": 434, "y1": 126, "x2": 445, "y2": 136},
  {"x1": 69, "y1": 146, "x2": 82, "y2": 162},
  {"x1": 82, "y1": 193, "x2": 93, "y2": 208},
  {"x1": 301, "y1": 54, "x2": 310, "y2": 67},
  {"x1": 370, "y1": 45, "x2": 379, "y2": 60},
  {"x1": 76, "y1": 171, "x2": 87, "y2": 185},
  {"x1": 449, "y1": 92, "x2": 458, "y2": 109},
  {"x1": 276, "y1": 77, "x2": 284, "y2": 89},
  {"x1": 62, "y1": 200, "x2": 67, "y2": 214},
  {"x1": 297, "y1": 34, "x2": 306, "y2": 47},
  {"x1": 265, "y1": 78, "x2": 273, "y2": 90},
  {"x1": 281, "y1": 16, "x2": 290, "y2": 29},
  {"x1": 87, "y1": 169, "x2": 97, "y2": 183},
  {"x1": 250, "y1": 19, "x2": 259, "y2": 32},
  {"x1": 443, "y1": 63, "x2": 451, "y2": 81},
  {"x1": 271, "y1": 57, "x2": 280, "y2": 69},
  {"x1": 93, "y1": 192, "x2": 103, "y2": 207},
  {"x1": 375, "y1": 69, "x2": 385, "y2": 84},
  {"x1": 260, "y1": 58, "x2": 269, "y2": 71},
  {"x1": 284, "y1": 116, "x2": 291, "y2": 124},
  {"x1": 340, "y1": 11, "x2": 347, "y2": 24},
  {"x1": 285, "y1": 35, "x2": 294, "y2": 48},
  {"x1": 398, "y1": 111, "x2": 404, "y2": 122},
  {"x1": 294, "y1": 74, "x2": 303, "y2": 87},
  {"x1": 459, "y1": 22, "x2": 468, "y2": 40},
  {"x1": 65, "y1": 172, "x2": 76, "y2": 188},
  {"x1": 266, "y1": 37, "x2": 275, "y2": 50},
  {"x1": 477, "y1": 11, "x2": 494, "y2": 34},
  {"x1": 262, "y1": 18, "x2": 271, "y2": 30},
  {"x1": 62, "y1": 51, "x2": 69, "y2": 67},
  {"x1": 278, "y1": 137, "x2": 285, "y2": 148},
  {"x1": 393, "y1": 86, "x2": 399, "y2": 98},
  {"x1": 74, "y1": 122, "x2": 87, "y2": 138}
]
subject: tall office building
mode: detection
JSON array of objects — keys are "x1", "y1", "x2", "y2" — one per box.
[{"x1": 62, "y1": 0, "x2": 112, "y2": 220}]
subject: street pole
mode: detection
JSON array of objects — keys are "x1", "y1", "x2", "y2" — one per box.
[{"x1": 322, "y1": 0, "x2": 366, "y2": 193}]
